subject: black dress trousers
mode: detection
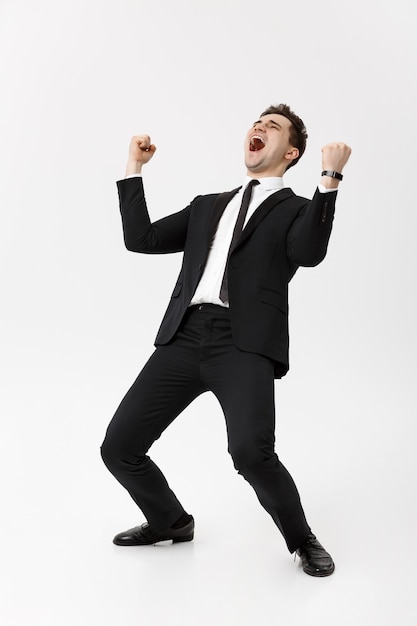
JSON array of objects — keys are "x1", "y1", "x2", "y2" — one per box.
[{"x1": 101, "y1": 304, "x2": 311, "y2": 552}]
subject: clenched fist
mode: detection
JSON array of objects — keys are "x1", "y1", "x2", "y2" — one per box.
[
  {"x1": 126, "y1": 135, "x2": 157, "y2": 176},
  {"x1": 321, "y1": 142, "x2": 351, "y2": 173},
  {"x1": 320, "y1": 142, "x2": 351, "y2": 188}
]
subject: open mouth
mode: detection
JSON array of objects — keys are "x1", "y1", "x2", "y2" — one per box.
[{"x1": 249, "y1": 135, "x2": 266, "y2": 151}]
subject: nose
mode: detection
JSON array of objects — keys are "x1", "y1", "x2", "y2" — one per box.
[{"x1": 253, "y1": 122, "x2": 266, "y2": 132}]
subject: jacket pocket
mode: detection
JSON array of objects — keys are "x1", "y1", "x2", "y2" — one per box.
[{"x1": 261, "y1": 288, "x2": 288, "y2": 313}]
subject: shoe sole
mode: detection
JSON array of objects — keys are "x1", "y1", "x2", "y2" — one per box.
[{"x1": 113, "y1": 533, "x2": 194, "y2": 546}]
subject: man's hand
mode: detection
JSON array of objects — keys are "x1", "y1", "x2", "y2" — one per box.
[
  {"x1": 320, "y1": 142, "x2": 352, "y2": 189},
  {"x1": 125, "y1": 135, "x2": 157, "y2": 176}
]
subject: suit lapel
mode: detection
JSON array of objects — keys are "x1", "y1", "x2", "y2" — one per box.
[
  {"x1": 235, "y1": 187, "x2": 295, "y2": 250},
  {"x1": 204, "y1": 186, "x2": 294, "y2": 253},
  {"x1": 206, "y1": 187, "x2": 241, "y2": 245}
]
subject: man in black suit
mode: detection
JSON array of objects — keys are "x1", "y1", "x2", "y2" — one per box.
[{"x1": 101, "y1": 104, "x2": 351, "y2": 577}]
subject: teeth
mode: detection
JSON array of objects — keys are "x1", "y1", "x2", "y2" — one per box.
[{"x1": 251, "y1": 134, "x2": 265, "y2": 144}]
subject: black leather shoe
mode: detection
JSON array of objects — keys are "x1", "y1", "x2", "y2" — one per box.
[
  {"x1": 113, "y1": 517, "x2": 194, "y2": 546},
  {"x1": 296, "y1": 533, "x2": 335, "y2": 577}
]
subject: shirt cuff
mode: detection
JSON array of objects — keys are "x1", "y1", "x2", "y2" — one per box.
[
  {"x1": 124, "y1": 174, "x2": 142, "y2": 179},
  {"x1": 318, "y1": 183, "x2": 337, "y2": 193}
]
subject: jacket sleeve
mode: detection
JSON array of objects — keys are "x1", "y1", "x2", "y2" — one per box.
[
  {"x1": 117, "y1": 177, "x2": 192, "y2": 254},
  {"x1": 286, "y1": 188, "x2": 338, "y2": 267}
]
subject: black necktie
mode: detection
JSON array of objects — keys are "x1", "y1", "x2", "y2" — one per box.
[{"x1": 219, "y1": 179, "x2": 260, "y2": 303}]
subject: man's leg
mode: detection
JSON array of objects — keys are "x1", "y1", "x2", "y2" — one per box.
[
  {"x1": 198, "y1": 307, "x2": 334, "y2": 574},
  {"x1": 209, "y1": 350, "x2": 311, "y2": 553},
  {"x1": 195, "y1": 306, "x2": 310, "y2": 552},
  {"x1": 101, "y1": 341, "x2": 206, "y2": 531}
]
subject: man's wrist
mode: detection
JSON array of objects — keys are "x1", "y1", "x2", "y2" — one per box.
[
  {"x1": 319, "y1": 175, "x2": 339, "y2": 190},
  {"x1": 125, "y1": 160, "x2": 143, "y2": 176}
]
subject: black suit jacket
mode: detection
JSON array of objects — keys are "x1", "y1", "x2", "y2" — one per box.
[{"x1": 117, "y1": 177, "x2": 337, "y2": 378}]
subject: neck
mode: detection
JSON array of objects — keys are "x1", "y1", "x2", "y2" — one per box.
[{"x1": 246, "y1": 170, "x2": 285, "y2": 179}]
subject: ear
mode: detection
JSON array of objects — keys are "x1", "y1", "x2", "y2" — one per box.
[{"x1": 284, "y1": 147, "x2": 299, "y2": 163}]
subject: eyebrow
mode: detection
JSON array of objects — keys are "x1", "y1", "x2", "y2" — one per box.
[{"x1": 253, "y1": 119, "x2": 282, "y2": 129}]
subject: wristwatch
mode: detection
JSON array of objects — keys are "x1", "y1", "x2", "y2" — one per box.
[{"x1": 321, "y1": 170, "x2": 343, "y2": 181}]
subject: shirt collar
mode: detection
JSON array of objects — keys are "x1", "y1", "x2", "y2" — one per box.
[{"x1": 243, "y1": 175, "x2": 284, "y2": 191}]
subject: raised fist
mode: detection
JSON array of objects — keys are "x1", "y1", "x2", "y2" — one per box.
[
  {"x1": 321, "y1": 142, "x2": 351, "y2": 173},
  {"x1": 128, "y1": 135, "x2": 157, "y2": 165}
]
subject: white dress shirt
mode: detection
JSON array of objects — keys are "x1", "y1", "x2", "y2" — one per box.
[
  {"x1": 125, "y1": 174, "x2": 335, "y2": 307},
  {"x1": 190, "y1": 176, "x2": 285, "y2": 306}
]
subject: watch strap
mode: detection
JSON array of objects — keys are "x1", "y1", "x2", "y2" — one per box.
[{"x1": 321, "y1": 170, "x2": 343, "y2": 180}]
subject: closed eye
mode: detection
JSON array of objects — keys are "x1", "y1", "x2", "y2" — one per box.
[{"x1": 252, "y1": 120, "x2": 282, "y2": 130}]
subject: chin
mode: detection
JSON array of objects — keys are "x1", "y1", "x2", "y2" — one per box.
[
  {"x1": 246, "y1": 161, "x2": 263, "y2": 173},
  {"x1": 245, "y1": 154, "x2": 262, "y2": 169}
]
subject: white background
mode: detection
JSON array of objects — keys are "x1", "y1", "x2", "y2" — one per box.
[{"x1": 1, "y1": 0, "x2": 416, "y2": 624}]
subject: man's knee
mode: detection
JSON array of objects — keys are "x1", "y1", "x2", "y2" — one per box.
[
  {"x1": 100, "y1": 433, "x2": 145, "y2": 474},
  {"x1": 229, "y1": 443, "x2": 276, "y2": 478},
  {"x1": 100, "y1": 435, "x2": 120, "y2": 472}
]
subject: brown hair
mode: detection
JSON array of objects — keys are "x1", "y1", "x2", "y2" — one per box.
[{"x1": 260, "y1": 103, "x2": 308, "y2": 170}]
